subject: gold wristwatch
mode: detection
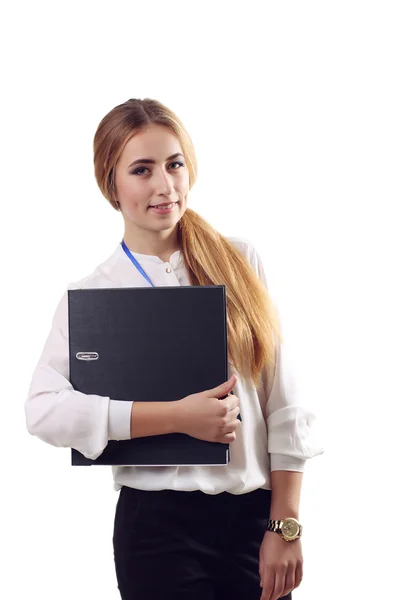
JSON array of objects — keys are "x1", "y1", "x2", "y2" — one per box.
[{"x1": 266, "y1": 517, "x2": 303, "y2": 542}]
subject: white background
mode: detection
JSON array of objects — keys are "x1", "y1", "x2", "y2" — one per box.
[{"x1": 1, "y1": 1, "x2": 399, "y2": 598}]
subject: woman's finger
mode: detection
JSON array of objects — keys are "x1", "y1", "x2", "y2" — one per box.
[
  {"x1": 294, "y1": 560, "x2": 303, "y2": 589},
  {"x1": 281, "y1": 563, "x2": 296, "y2": 597},
  {"x1": 260, "y1": 571, "x2": 275, "y2": 600},
  {"x1": 272, "y1": 568, "x2": 286, "y2": 600}
]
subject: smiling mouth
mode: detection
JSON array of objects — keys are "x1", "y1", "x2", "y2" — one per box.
[{"x1": 148, "y1": 202, "x2": 178, "y2": 210}]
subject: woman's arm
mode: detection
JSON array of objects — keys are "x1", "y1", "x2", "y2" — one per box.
[
  {"x1": 249, "y1": 245, "x2": 324, "y2": 471},
  {"x1": 25, "y1": 291, "x2": 123, "y2": 460},
  {"x1": 270, "y1": 470, "x2": 303, "y2": 519},
  {"x1": 129, "y1": 401, "x2": 179, "y2": 438}
]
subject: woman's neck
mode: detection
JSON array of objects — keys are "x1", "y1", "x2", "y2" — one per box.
[{"x1": 122, "y1": 226, "x2": 180, "y2": 262}]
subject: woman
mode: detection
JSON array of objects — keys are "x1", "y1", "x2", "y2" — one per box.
[{"x1": 25, "y1": 98, "x2": 323, "y2": 600}]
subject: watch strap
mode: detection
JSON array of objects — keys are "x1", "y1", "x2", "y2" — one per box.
[{"x1": 266, "y1": 518, "x2": 284, "y2": 533}]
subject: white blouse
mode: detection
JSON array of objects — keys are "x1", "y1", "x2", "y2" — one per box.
[{"x1": 25, "y1": 237, "x2": 323, "y2": 494}]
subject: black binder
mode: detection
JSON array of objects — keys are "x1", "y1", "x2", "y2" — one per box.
[{"x1": 68, "y1": 286, "x2": 230, "y2": 466}]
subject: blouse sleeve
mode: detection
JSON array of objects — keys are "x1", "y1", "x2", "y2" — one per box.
[
  {"x1": 24, "y1": 290, "x2": 133, "y2": 460},
  {"x1": 250, "y1": 246, "x2": 324, "y2": 472}
]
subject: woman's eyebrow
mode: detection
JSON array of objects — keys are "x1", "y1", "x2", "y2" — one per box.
[{"x1": 128, "y1": 153, "x2": 184, "y2": 169}]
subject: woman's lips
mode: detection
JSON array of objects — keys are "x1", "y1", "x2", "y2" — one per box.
[{"x1": 148, "y1": 202, "x2": 178, "y2": 215}]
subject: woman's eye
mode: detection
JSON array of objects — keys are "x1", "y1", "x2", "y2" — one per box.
[
  {"x1": 132, "y1": 167, "x2": 148, "y2": 175},
  {"x1": 169, "y1": 161, "x2": 184, "y2": 169}
]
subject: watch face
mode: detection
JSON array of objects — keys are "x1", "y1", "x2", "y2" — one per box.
[{"x1": 281, "y1": 519, "x2": 300, "y2": 539}]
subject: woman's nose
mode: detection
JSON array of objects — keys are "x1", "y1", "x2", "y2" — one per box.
[{"x1": 153, "y1": 169, "x2": 173, "y2": 195}]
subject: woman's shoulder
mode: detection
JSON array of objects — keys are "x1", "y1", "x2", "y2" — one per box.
[
  {"x1": 226, "y1": 235, "x2": 255, "y2": 257},
  {"x1": 226, "y1": 236, "x2": 268, "y2": 286},
  {"x1": 67, "y1": 245, "x2": 122, "y2": 291},
  {"x1": 49, "y1": 246, "x2": 123, "y2": 327}
]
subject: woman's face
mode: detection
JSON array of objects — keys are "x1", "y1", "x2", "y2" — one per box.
[{"x1": 114, "y1": 124, "x2": 190, "y2": 235}]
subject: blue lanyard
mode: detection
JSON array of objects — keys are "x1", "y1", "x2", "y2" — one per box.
[{"x1": 120, "y1": 240, "x2": 155, "y2": 287}]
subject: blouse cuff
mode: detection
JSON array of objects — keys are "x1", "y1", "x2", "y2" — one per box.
[
  {"x1": 108, "y1": 400, "x2": 133, "y2": 441},
  {"x1": 270, "y1": 454, "x2": 306, "y2": 472}
]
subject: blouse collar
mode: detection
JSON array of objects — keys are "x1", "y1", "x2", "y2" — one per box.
[{"x1": 118, "y1": 245, "x2": 183, "y2": 270}]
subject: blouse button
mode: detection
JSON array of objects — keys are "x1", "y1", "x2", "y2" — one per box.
[{"x1": 166, "y1": 267, "x2": 172, "y2": 273}]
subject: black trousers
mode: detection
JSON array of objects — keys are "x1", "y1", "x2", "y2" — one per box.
[{"x1": 113, "y1": 485, "x2": 292, "y2": 600}]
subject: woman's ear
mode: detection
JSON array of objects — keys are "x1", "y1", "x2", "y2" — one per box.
[{"x1": 112, "y1": 193, "x2": 120, "y2": 211}]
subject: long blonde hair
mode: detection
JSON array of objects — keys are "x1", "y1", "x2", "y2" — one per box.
[{"x1": 93, "y1": 98, "x2": 282, "y2": 387}]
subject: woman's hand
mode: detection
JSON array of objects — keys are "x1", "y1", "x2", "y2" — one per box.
[
  {"x1": 259, "y1": 531, "x2": 303, "y2": 600},
  {"x1": 175, "y1": 374, "x2": 241, "y2": 443}
]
